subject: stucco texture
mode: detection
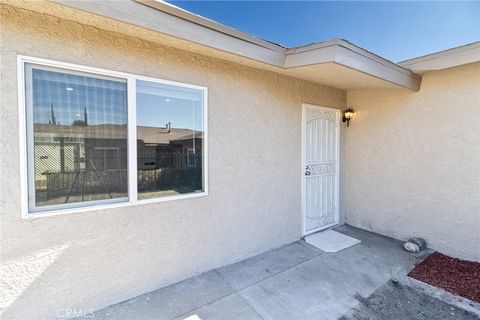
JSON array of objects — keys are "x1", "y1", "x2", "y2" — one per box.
[
  {"x1": 0, "y1": 5, "x2": 346, "y2": 319},
  {"x1": 345, "y1": 62, "x2": 480, "y2": 262}
]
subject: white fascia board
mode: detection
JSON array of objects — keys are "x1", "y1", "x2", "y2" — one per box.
[
  {"x1": 334, "y1": 44, "x2": 421, "y2": 91},
  {"x1": 135, "y1": 0, "x2": 285, "y2": 52},
  {"x1": 285, "y1": 40, "x2": 421, "y2": 91},
  {"x1": 51, "y1": 0, "x2": 421, "y2": 90},
  {"x1": 399, "y1": 41, "x2": 480, "y2": 73},
  {"x1": 54, "y1": 0, "x2": 286, "y2": 67},
  {"x1": 284, "y1": 43, "x2": 338, "y2": 67}
]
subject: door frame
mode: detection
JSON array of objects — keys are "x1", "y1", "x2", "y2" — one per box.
[{"x1": 301, "y1": 103, "x2": 340, "y2": 236}]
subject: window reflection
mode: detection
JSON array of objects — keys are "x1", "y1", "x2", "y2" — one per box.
[
  {"x1": 27, "y1": 65, "x2": 128, "y2": 210},
  {"x1": 136, "y1": 80, "x2": 204, "y2": 199}
]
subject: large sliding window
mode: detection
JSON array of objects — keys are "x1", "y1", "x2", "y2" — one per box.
[{"x1": 20, "y1": 57, "x2": 207, "y2": 216}]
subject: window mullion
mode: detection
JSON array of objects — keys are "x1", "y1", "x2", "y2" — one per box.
[{"x1": 127, "y1": 77, "x2": 138, "y2": 203}]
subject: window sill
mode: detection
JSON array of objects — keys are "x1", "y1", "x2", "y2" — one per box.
[{"x1": 22, "y1": 191, "x2": 208, "y2": 219}]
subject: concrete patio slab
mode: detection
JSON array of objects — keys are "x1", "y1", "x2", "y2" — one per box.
[
  {"x1": 332, "y1": 225, "x2": 431, "y2": 281},
  {"x1": 334, "y1": 224, "x2": 404, "y2": 249},
  {"x1": 238, "y1": 226, "x2": 429, "y2": 320},
  {"x1": 173, "y1": 294, "x2": 261, "y2": 320},
  {"x1": 87, "y1": 225, "x2": 472, "y2": 320},
  {"x1": 216, "y1": 240, "x2": 321, "y2": 290},
  {"x1": 91, "y1": 271, "x2": 234, "y2": 320},
  {"x1": 239, "y1": 254, "x2": 375, "y2": 320}
]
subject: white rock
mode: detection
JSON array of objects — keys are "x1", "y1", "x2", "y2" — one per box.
[
  {"x1": 408, "y1": 237, "x2": 427, "y2": 250},
  {"x1": 403, "y1": 242, "x2": 420, "y2": 253}
]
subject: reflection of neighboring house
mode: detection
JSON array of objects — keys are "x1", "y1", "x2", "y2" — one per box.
[
  {"x1": 136, "y1": 126, "x2": 203, "y2": 170},
  {"x1": 33, "y1": 124, "x2": 128, "y2": 185},
  {"x1": 33, "y1": 124, "x2": 202, "y2": 184}
]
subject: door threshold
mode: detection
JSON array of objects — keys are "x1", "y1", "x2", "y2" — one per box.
[{"x1": 303, "y1": 223, "x2": 339, "y2": 237}]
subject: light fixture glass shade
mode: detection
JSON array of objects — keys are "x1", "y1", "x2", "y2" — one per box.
[{"x1": 344, "y1": 109, "x2": 354, "y2": 119}]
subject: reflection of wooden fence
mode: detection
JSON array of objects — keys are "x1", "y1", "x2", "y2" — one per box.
[{"x1": 43, "y1": 154, "x2": 202, "y2": 200}]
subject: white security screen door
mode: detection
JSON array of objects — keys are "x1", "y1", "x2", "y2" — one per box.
[{"x1": 302, "y1": 104, "x2": 340, "y2": 235}]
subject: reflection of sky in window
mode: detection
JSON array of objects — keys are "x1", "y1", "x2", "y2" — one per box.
[
  {"x1": 136, "y1": 80, "x2": 203, "y2": 131},
  {"x1": 32, "y1": 69, "x2": 127, "y2": 126}
]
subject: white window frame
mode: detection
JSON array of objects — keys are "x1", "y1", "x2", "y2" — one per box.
[{"x1": 18, "y1": 55, "x2": 209, "y2": 218}]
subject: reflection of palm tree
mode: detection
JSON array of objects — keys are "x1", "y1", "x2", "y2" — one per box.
[
  {"x1": 84, "y1": 107, "x2": 88, "y2": 126},
  {"x1": 49, "y1": 104, "x2": 57, "y2": 125}
]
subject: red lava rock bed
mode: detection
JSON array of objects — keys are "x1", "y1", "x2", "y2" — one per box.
[{"x1": 408, "y1": 252, "x2": 480, "y2": 303}]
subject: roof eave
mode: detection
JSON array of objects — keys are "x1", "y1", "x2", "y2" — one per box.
[
  {"x1": 46, "y1": 0, "x2": 421, "y2": 90},
  {"x1": 399, "y1": 41, "x2": 480, "y2": 73},
  {"x1": 284, "y1": 40, "x2": 421, "y2": 91}
]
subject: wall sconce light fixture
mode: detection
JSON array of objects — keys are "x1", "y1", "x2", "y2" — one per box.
[{"x1": 342, "y1": 107, "x2": 354, "y2": 127}]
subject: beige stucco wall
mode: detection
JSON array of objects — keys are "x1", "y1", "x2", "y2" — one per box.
[
  {"x1": 345, "y1": 62, "x2": 480, "y2": 262},
  {"x1": 0, "y1": 5, "x2": 346, "y2": 319}
]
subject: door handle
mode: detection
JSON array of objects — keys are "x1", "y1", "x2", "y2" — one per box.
[{"x1": 305, "y1": 171, "x2": 311, "y2": 176}]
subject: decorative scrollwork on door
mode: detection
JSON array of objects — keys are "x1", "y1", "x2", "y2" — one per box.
[
  {"x1": 306, "y1": 163, "x2": 336, "y2": 175},
  {"x1": 306, "y1": 109, "x2": 337, "y2": 125}
]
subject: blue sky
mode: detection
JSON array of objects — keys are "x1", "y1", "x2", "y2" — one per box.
[{"x1": 169, "y1": 1, "x2": 479, "y2": 62}]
